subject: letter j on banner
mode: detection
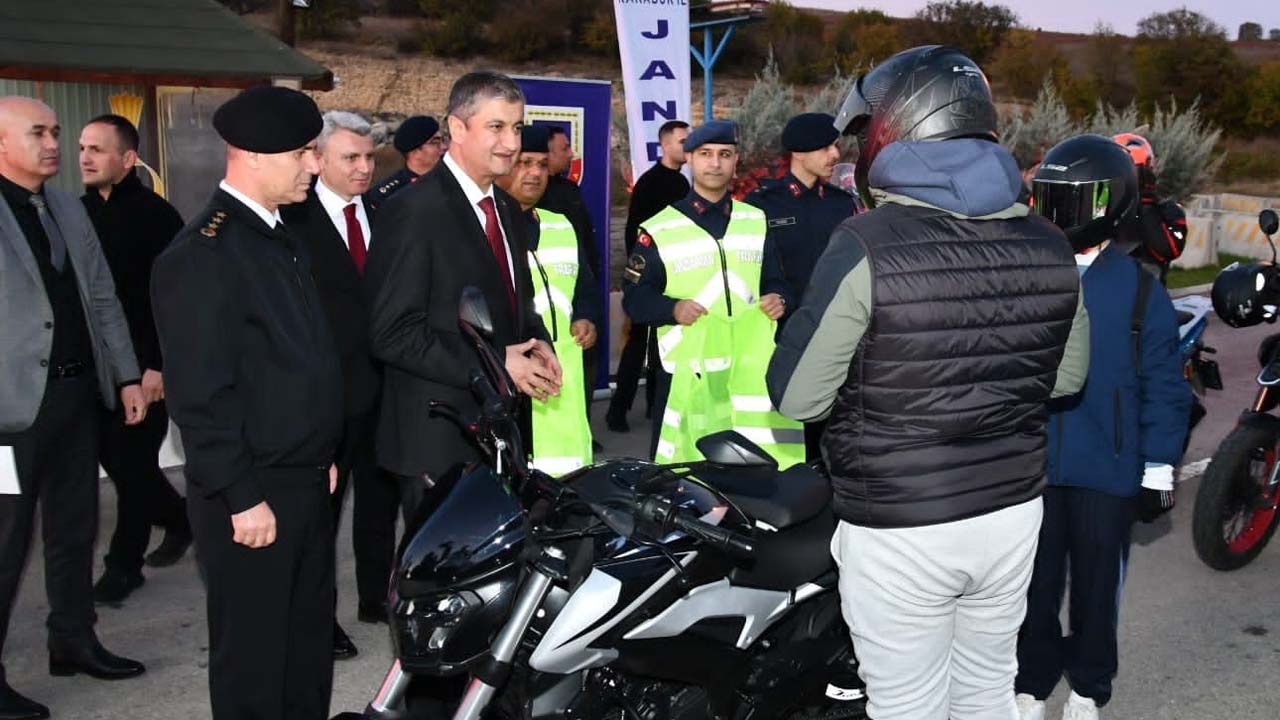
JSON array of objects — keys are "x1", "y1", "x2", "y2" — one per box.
[{"x1": 614, "y1": 0, "x2": 692, "y2": 182}]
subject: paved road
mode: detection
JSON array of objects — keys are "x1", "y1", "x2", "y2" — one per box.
[{"x1": 6, "y1": 298, "x2": 1280, "y2": 719}]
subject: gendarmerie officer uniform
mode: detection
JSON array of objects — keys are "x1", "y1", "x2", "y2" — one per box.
[
  {"x1": 622, "y1": 121, "x2": 788, "y2": 458},
  {"x1": 745, "y1": 113, "x2": 857, "y2": 460},
  {"x1": 152, "y1": 87, "x2": 342, "y2": 720},
  {"x1": 366, "y1": 115, "x2": 438, "y2": 212}
]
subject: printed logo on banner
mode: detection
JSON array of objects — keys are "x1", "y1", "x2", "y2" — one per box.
[
  {"x1": 527, "y1": 105, "x2": 587, "y2": 184},
  {"x1": 614, "y1": 0, "x2": 692, "y2": 182}
]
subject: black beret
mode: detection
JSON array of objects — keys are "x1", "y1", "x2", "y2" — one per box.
[
  {"x1": 212, "y1": 85, "x2": 322, "y2": 154},
  {"x1": 521, "y1": 125, "x2": 549, "y2": 154},
  {"x1": 394, "y1": 115, "x2": 440, "y2": 154},
  {"x1": 683, "y1": 119, "x2": 739, "y2": 152},
  {"x1": 782, "y1": 113, "x2": 840, "y2": 153}
]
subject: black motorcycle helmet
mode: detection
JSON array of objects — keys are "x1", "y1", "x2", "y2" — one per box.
[
  {"x1": 833, "y1": 45, "x2": 998, "y2": 208},
  {"x1": 1212, "y1": 261, "x2": 1277, "y2": 328},
  {"x1": 1031, "y1": 135, "x2": 1138, "y2": 253}
]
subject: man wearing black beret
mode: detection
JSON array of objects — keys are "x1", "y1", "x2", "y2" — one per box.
[
  {"x1": 745, "y1": 112, "x2": 857, "y2": 461},
  {"x1": 367, "y1": 114, "x2": 442, "y2": 210},
  {"x1": 151, "y1": 84, "x2": 343, "y2": 720}
]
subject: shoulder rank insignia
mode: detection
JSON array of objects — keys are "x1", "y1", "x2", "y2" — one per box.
[{"x1": 199, "y1": 210, "x2": 227, "y2": 238}]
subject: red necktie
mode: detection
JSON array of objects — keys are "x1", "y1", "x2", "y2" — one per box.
[
  {"x1": 344, "y1": 203, "x2": 367, "y2": 275},
  {"x1": 478, "y1": 196, "x2": 516, "y2": 312}
]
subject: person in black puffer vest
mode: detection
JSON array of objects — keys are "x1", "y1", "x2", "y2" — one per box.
[{"x1": 766, "y1": 45, "x2": 1091, "y2": 720}]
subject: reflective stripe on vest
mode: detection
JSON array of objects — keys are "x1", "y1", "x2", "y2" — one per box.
[{"x1": 528, "y1": 209, "x2": 592, "y2": 476}]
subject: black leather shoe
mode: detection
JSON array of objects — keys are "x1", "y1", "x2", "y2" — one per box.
[
  {"x1": 605, "y1": 412, "x2": 630, "y2": 433},
  {"x1": 93, "y1": 570, "x2": 144, "y2": 605},
  {"x1": 0, "y1": 682, "x2": 49, "y2": 720},
  {"x1": 145, "y1": 525, "x2": 192, "y2": 568},
  {"x1": 333, "y1": 622, "x2": 358, "y2": 660},
  {"x1": 48, "y1": 639, "x2": 145, "y2": 680},
  {"x1": 357, "y1": 600, "x2": 388, "y2": 624}
]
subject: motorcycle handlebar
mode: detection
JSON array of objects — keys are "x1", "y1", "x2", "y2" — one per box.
[{"x1": 633, "y1": 495, "x2": 755, "y2": 561}]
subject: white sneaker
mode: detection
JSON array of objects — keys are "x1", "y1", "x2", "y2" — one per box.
[
  {"x1": 1061, "y1": 691, "x2": 1099, "y2": 720},
  {"x1": 1015, "y1": 693, "x2": 1045, "y2": 720}
]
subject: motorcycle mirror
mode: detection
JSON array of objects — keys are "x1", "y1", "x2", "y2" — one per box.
[
  {"x1": 459, "y1": 286, "x2": 496, "y2": 339},
  {"x1": 1261, "y1": 209, "x2": 1279, "y2": 238}
]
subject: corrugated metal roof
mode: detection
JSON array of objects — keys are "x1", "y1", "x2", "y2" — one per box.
[{"x1": 0, "y1": 0, "x2": 332, "y2": 90}]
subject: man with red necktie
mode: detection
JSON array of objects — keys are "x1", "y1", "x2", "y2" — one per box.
[
  {"x1": 281, "y1": 110, "x2": 401, "y2": 661},
  {"x1": 365, "y1": 71, "x2": 561, "y2": 526}
]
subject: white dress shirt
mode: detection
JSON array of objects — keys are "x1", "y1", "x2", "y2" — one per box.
[
  {"x1": 219, "y1": 180, "x2": 282, "y2": 228},
  {"x1": 314, "y1": 178, "x2": 372, "y2": 251},
  {"x1": 443, "y1": 151, "x2": 516, "y2": 289}
]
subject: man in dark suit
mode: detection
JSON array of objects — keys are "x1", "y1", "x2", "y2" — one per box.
[
  {"x1": 0, "y1": 95, "x2": 147, "y2": 720},
  {"x1": 79, "y1": 114, "x2": 192, "y2": 605},
  {"x1": 280, "y1": 110, "x2": 401, "y2": 660},
  {"x1": 366, "y1": 71, "x2": 561, "y2": 516}
]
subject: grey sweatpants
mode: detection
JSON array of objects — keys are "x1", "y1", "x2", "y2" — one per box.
[{"x1": 831, "y1": 498, "x2": 1043, "y2": 720}]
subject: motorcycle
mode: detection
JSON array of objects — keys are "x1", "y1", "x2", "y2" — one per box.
[
  {"x1": 345, "y1": 287, "x2": 867, "y2": 720},
  {"x1": 1193, "y1": 209, "x2": 1280, "y2": 570},
  {"x1": 1170, "y1": 293, "x2": 1220, "y2": 452}
]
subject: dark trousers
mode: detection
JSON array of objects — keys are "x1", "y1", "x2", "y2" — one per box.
[
  {"x1": 608, "y1": 322, "x2": 658, "y2": 421},
  {"x1": 0, "y1": 375, "x2": 100, "y2": 677},
  {"x1": 99, "y1": 401, "x2": 188, "y2": 578},
  {"x1": 1015, "y1": 485, "x2": 1135, "y2": 707},
  {"x1": 583, "y1": 345, "x2": 598, "y2": 422},
  {"x1": 191, "y1": 472, "x2": 334, "y2": 720},
  {"x1": 331, "y1": 408, "x2": 399, "y2": 607},
  {"x1": 647, "y1": 370, "x2": 673, "y2": 460}
]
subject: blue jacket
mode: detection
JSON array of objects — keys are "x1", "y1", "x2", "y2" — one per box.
[{"x1": 1047, "y1": 243, "x2": 1190, "y2": 497}]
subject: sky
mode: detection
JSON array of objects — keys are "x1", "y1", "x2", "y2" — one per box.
[{"x1": 789, "y1": 1, "x2": 1278, "y2": 37}]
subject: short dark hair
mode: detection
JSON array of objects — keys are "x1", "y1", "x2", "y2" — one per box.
[
  {"x1": 86, "y1": 114, "x2": 139, "y2": 153},
  {"x1": 446, "y1": 71, "x2": 525, "y2": 124},
  {"x1": 658, "y1": 120, "x2": 690, "y2": 140},
  {"x1": 547, "y1": 125, "x2": 568, "y2": 140}
]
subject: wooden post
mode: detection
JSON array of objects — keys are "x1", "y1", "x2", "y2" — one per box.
[{"x1": 277, "y1": 0, "x2": 296, "y2": 47}]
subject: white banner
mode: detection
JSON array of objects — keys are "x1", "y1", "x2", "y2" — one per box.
[{"x1": 614, "y1": 0, "x2": 692, "y2": 182}]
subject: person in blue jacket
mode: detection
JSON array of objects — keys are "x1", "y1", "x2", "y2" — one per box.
[{"x1": 1015, "y1": 135, "x2": 1192, "y2": 720}]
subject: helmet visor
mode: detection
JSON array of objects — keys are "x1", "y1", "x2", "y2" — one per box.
[
  {"x1": 1031, "y1": 179, "x2": 1112, "y2": 231},
  {"x1": 834, "y1": 76, "x2": 872, "y2": 137}
]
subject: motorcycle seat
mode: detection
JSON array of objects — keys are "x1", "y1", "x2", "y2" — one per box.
[
  {"x1": 730, "y1": 505, "x2": 837, "y2": 591},
  {"x1": 696, "y1": 463, "x2": 831, "y2": 531}
]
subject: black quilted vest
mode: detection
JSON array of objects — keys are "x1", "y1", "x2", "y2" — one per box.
[{"x1": 824, "y1": 204, "x2": 1079, "y2": 528}]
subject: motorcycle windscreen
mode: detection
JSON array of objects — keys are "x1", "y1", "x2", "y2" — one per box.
[{"x1": 396, "y1": 464, "x2": 528, "y2": 596}]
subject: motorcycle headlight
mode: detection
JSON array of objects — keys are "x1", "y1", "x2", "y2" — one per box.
[{"x1": 391, "y1": 590, "x2": 481, "y2": 671}]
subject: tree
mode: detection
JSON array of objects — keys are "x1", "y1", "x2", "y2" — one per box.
[
  {"x1": 1245, "y1": 63, "x2": 1280, "y2": 133},
  {"x1": 298, "y1": 0, "x2": 361, "y2": 40},
  {"x1": 1087, "y1": 22, "x2": 1128, "y2": 106},
  {"x1": 1138, "y1": 8, "x2": 1226, "y2": 39},
  {"x1": 1239, "y1": 22, "x2": 1263, "y2": 41},
  {"x1": 989, "y1": 29, "x2": 1061, "y2": 99},
  {"x1": 908, "y1": 1, "x2": 1018, "y2": 65},
  {"x1": 751, "y1": 2, "x2": 830, "y2": 85},
  {"x1": 1271, "y1": 29, "x2": 1280, "y2": 41},
  {"x1": 833, "y1": 10, "x2": 900, "y2": 73}
]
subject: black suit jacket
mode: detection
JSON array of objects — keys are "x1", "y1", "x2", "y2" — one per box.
[
  {"x1": 365, "y1": 160, "x2": 548, "y2": 479},
  {"x1": 281, "y1": 189, "x2": 380, "y2": 418}
]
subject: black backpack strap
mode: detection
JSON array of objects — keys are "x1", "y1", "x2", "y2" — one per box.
[{"x1": 1132, "y1": 266, "x2": 1154, "y2": 379}]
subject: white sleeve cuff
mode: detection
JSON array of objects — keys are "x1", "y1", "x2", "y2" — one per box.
[{"x1": 1142, "y1": 462, "x2": 1175, "y2": 491}]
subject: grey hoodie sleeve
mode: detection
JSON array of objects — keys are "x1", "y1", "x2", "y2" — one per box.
[
  {"x1": 766, "y1": 228, "x2": 871, "y2": 422},
  {"x1": 1050, "y1": 290, "x2": 1090, "y2": 398}
]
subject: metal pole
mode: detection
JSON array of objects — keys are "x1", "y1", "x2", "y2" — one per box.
[
  {"x1": 277, "y1": 0, "x2": 296, "y2": 47},
  {"x1": 704, "y1": 28, "x2": 714, "y2": 121}
]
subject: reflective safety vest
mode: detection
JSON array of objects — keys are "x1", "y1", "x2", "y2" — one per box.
[
  {"x1": 527, "y1": 210, "x2": 593, "y2": 476},
  {"x1": 644, "y1": 202, "x2": 804, "y2": 468}
]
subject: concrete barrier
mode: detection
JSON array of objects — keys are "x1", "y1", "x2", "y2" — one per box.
[
  {"x1": 1172, "y1": 215, "x2": 1216, "y2": 268},
  {"x1": 1181, "y1": 192, "x2": 1280, "y2": 266}
]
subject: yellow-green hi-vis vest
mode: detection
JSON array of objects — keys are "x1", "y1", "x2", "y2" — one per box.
[
  {"x1": 643, "y1": 202, "x2": 805, "y2": 469},
  {"x1": 527, "y1": 209, "x2": 593, "y2": 476}
]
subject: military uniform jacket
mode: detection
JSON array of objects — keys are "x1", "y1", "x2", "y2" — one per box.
[
  {"x1": 152, "y1": 189, "x2": 343, "y2": 514},
  {"x1": 745, "y1": 173, "x2": 857, "y2": 314},
  {"x1": 365, "y1": 168, "x2": 419, "y2": 213}
]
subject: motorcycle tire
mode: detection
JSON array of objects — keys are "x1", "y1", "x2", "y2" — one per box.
[{"x1": 1193, "y1": 422, "x2": 1280, "y2": 570}]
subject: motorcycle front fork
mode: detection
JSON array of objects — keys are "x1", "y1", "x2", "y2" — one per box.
[{"x1": 365, "y1": 548, "x2": 563, "y2": 720}]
